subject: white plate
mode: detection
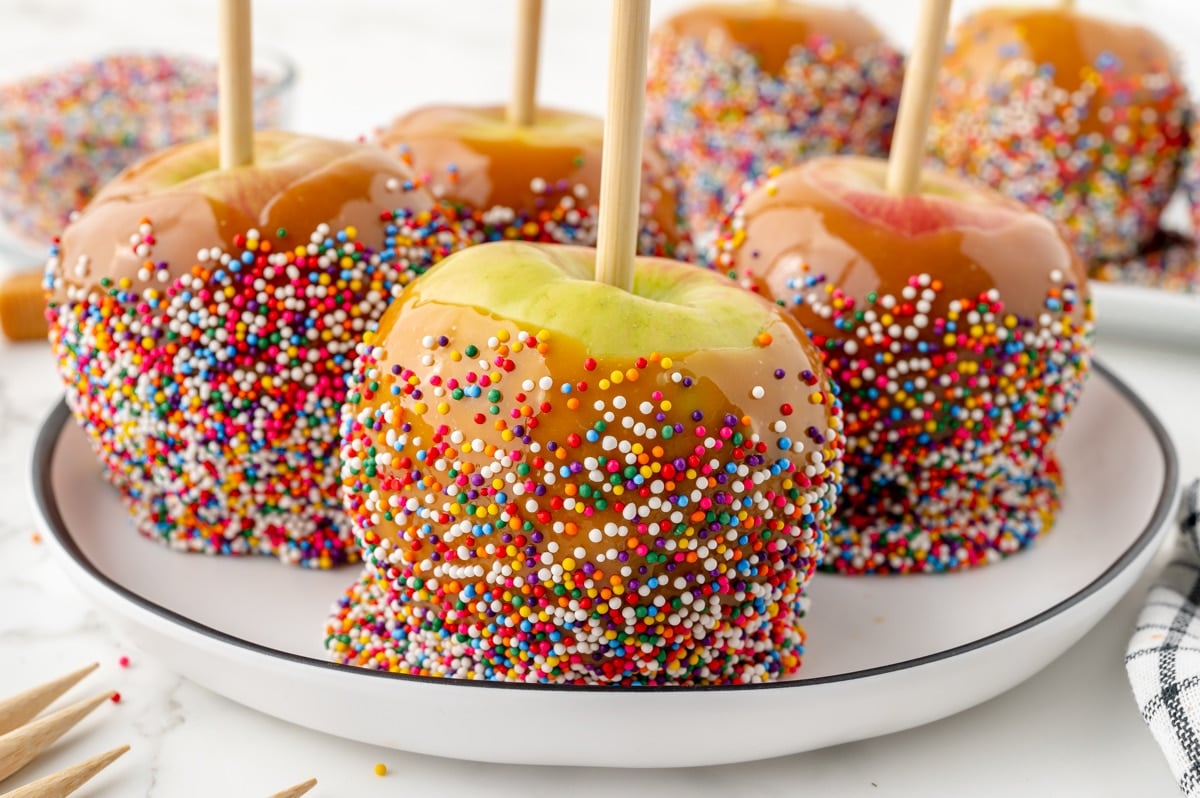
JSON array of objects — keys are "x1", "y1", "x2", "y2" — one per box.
[
  {"x1": 1092, "y1": 282, "x2": 1200, "y2": 345},
  {"x1": 30, "y1": 363, "x2": 1177, "y2": 768}
]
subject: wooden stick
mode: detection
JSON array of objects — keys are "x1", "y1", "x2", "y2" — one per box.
[
  {"x1": 0, "y1": 745, "x2": 129, "y2": 798},
  {"x1": 0, "y1": 665, "x2": 97, "y2": 737},
  {"x1": 884, "y1": 0, "x2": 953, "y2": 196},
  {"x1": 219, "y1": 0, "x2": 254, "y2": 169},
  {"x1": 0, "y1": 692, "x2": 113, "y2": 783},
  {"x1": 594, "y1": 0, "x2": 652, "y2": 292},
  {"x1": 268, "y1": 778, "x2": 317, "y2": 798},
  {"x1": 1060, "y1": 0, "x2": 1075, "y2": 9},
  {"x1": 508, "y1": 0, "x2": 543, "y2": 126}
]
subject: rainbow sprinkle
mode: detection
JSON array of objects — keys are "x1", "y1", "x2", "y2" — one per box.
[
  {"x1": 381, "y1": 142, "x2": 691, "y2": 261},
  {"x1": 46, "y1": 207, "x2": 467, "y2": 568},
  {"x1": 929, "y1": 12, "x2": 1191, "y2": 263},
  {"x1": 1090, "y1": 230, "x2": 1200, "y2": 293},
  {"x1": 0, "y1": 53, "x2": 286, "y2": 248},
  {"x1": 645, "y1": 25, "x2": 903, "y2": 238},
  {"x1": 713, "y1": 171, "x2": 1095, "y2": 574},
  {"x1": 326, "y1": 266, "x2": 844, "y2": 684}
]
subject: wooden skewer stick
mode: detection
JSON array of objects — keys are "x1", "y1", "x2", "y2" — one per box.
[
  {"x1": 0, "y1": 665, "x2": 98, "y2": 737},
  {"x1": 0, "y1": 691, "x2": 114, "y2": 783},
  {"x1": 268, "y1": 777, "x2": 318, "y2": 798},
  {"x1": 218, "y1": 0, "x2": 254, "y2": 169},
  {"x1": 884, "y1": 0, "x2": 953, "y2": 196},
  {"x1": 1060, "y1": 0, "x2": 1075, "y2": 10},
  {"x1": 594, "y1": 0, "x2": 652, "y2": 293},
  {"x1": 508, "y1": 0, "x2": 543, "y2": 126},
  {"x1": 0, "y1": 745, "x2": 129, "y2": 798}
]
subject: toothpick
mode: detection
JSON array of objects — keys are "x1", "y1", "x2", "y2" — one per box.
[
  {"x1": 268, "y1": 778, "x2": 318, "y2": 798},
  {"x1": 0, "y1": 745, "x2": 129, "y2": 798},
  {"x1": 0, "y1": 665, "x2": 98, "y2": 737},
  {"x1": 508, "y1": 0, "x2": 543, "y2": 126},
  {"x1": 0, "y1": 692, "x2": 114, "y2": 783},
  {"x1": 885, "y1": 0, "x2": 953, "y2": 196},
  {"x1": 594, "y1": 0, "x2": 652, "y2": 293},
  {"x1": 1060, "y1": 0, "x2": 1075, "y2": 9},
  {"x1": 219, "y1": 0, "x2": 254, "y2": 169}
]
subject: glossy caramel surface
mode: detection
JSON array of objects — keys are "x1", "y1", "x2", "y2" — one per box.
[
  {"x1": 378, "y1": 105, "x2": 605, "y2": 211},
  {"x1": 348, "y1": 243, "x2": 843, "y2": 617},
  {"x1": 376, "y1": 104, "x2": 683, "y2": 245},
  {"x1": 52, "y1": 131, "x2": 429, "y2": 300},
  {"x1": 658, "y1": 1, "x2": 888, "y2": 74},
  {"x1": 724, "y1": 157, "x2": 1090, "y2": 342},
  {"x1": 945, "y1": 8, "x2": 1177, "y2": 99}
]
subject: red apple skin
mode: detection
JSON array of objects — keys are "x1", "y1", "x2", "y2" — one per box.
[
  {"x1": 375, "y1": 105, "x2": 688, "y2": 257},
  {"x1": 712, "y1": 156, "x2": 1095, "y2": 574},
  {"x1": 929, "y1": 8, "x2": 1189, "y2": 262},
  {"x1": 52, "y1": 131, "x2": 431, "y2": 302}
]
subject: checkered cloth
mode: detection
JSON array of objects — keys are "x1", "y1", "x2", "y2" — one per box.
[{"x1": 1128, "y1": 480, "x2": 1200, "y2": 795}]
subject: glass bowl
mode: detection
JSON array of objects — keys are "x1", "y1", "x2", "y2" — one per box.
[{"x1": 0, "y1": 50, "x2": 296, "y2": 257}]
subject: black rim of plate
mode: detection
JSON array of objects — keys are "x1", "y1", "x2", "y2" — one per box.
[{"x1": 32, "y1": 360, "x2": 1180, "y2": 693}]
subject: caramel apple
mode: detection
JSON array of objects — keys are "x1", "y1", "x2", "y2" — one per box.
[
  {"x1": 45, "y1": 131, "x2": 467, "y2": 567},
  {"x1": 929, "y1": 6, "x2": 1190, "y2": 263},
  {"x1": 375, "y1": 105, "x2": 689, "y2": 258},
  {"x1": 712, "y1": 156, "x2": 1094, "y2": 574},
  {"x1": 325, "y1": 241, "x2": 844, "y2": 683},
  {"x1": 645, "y1": 1, "x2": 905, "y2": 237}
]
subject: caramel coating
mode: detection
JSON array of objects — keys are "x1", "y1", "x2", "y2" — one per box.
[
  {"x1": 645, "y1": 2, "x2": 904, "y2": 239},
  {"x1": 375, "y1": 105, "x2": 686, "y2": 255},
  {"x1": 45, "y1": 131, "x2": 458, "y2": 568},
  {"x1": 931, "y1": 8, "x2": 1189, "y2": 262},
  {"x1": 331, "y1": 243, "x2": 845, "y2": 683},
  {"x1": 657, "y1": 1, "x2": 889, "y2": 75},
  {"x1": 50, "y1": 131, "x2": 430, "y2": 303},
  {"x1": 725, "y1": 159, "x2": 1091, "y2": 347},
  {"x1": 714, "y1": 157, "x2": 1094, "y2": 573},
  {"x1": 943, "y1": 8, "x2": 1176, "y2": 130}
]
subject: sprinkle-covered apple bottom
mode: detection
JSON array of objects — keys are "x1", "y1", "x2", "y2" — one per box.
[
  {"x1": 823, "y1": 455, "x2": 1062, "y2": 575},
  {"x1": 324, "y1": 564, "x2": 810, "y2": 685},
  {"x1": 46, "y1": 212, "x2": 464, "y2": 568},
  {"x1": 326, "y1": 243, "x2": 844, "y2": 684}
]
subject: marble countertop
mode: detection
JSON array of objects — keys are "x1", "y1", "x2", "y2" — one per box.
[{"x1": 2, "y1": 0, "x2": 1199, "y2": 795}]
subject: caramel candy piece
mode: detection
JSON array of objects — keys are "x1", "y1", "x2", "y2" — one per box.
[{"x1": 0, "y1": 269, "x2": 47, "y2": 342}]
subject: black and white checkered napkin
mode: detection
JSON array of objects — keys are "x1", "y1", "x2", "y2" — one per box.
[{"x1": 1127, "y1": 480, "x2": 1200, "y2": 795}]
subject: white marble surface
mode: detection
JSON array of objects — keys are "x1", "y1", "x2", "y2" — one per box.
[{"x1": 1, "y1": 0, "x2": 1199, "y2": 795}]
